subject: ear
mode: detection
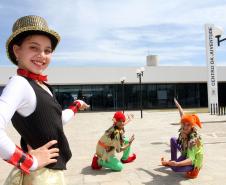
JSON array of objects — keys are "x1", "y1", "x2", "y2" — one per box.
[{"x1": 12, "y1": 45, "x2": 20, "y2": 60}]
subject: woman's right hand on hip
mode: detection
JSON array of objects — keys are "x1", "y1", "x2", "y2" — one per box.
[{"x1": 27, "y1": 140, "x2": 59, "y2": 169}]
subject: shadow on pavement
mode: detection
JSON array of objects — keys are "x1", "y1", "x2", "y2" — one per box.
[
  {"x1": 138, "y1": 167, "x2": 188, "y2": 185},
  {"x1": 204, "y1": 141, "x2": 226, "y2": 145},
  {"x1": 80, "y1": 166, "x2": 113, "y2": 176},
  {"x1": 164, "y1": 149, "x2": 171, "y2": 153},
  {"x1": 170, "y1": 120, "x2": 226, "y2": 126},
  {"x1": 150, "y1": 142, "x2": 168, "y2": 145}
]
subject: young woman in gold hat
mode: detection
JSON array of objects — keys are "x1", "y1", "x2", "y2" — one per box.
[
  {"x1": 1, "y1": 15, "x2": 89, "y2": 184},
  {"x1": 161, "y1": 98, "x2": 203, "y2": 179}
]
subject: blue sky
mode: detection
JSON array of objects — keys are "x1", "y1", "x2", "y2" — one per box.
[{"x1": 1, "y1": 0, "x2": 226, "y2": 67}]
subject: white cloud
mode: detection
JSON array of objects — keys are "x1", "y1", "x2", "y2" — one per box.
[
  {"x1": 42, "y1": 0, "x2": 226, "y2": 31},
  {"x1": 52, "y1": 43, "x2": 206, "y2": 67},
  {"x1": 1, "y1": 0, "x2": 226, "y2": 66},
  {"x1": 53, "y1": 50, "x2": 144, "y2": 63}
]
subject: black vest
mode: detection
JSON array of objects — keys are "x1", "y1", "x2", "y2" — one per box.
[{"x1": 11, "y1": 78, "x2": 72, "y2": 170}]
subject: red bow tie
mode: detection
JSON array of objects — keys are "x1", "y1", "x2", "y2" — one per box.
[{"x1": 17, "y1": 69, "x2": 48, "y2": 82}]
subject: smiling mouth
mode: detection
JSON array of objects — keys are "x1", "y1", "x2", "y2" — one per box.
[{"x1": 32, "y1": 60, "x2": 45, "y2": 67}]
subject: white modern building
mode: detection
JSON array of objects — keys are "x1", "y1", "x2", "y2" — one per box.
[{"x1": 1, "y1": 63, "x2": 226, "y2": 111}]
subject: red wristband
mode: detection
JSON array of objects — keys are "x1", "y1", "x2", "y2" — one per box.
[
  {"x1": 69, "y1": 101, "x2": 81, "y2": 114},
  {"x1": 6, "y1": 146, "x2": 33, "y2": 174}
]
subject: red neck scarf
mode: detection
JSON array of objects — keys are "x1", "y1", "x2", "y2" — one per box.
[{"x1": 17, "y1": 69, "x2": 48, "y2": 82}]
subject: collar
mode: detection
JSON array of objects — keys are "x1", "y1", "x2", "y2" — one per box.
[{"x1": 17, "y1": 68, "x2": 48, "y2": 82}]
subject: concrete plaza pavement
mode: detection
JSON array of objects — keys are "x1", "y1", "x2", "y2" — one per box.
[{"x1": 0, "y1": 109, "x2": 226, "y2": 185}]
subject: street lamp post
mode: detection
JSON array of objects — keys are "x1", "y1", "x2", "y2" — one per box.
[
  {"x1": 213, "y1": 26, "x2": 226, "y2": 46},
  {"x1": 136, "y1": 67, "x2": 145, "y2": 118},
  {"x1": 213, "y1": 26, "x2": 226, "y2": 115},
  {"x1": 120, "y1": 77, "x2": 126, "y2": 113}
]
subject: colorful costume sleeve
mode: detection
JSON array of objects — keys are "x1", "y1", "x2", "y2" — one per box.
[
  {"x1": 96, "y1": 127, "x2": 122, "y2": 161},
  {"x1": 186, "y1": 139, "x2": 203, "y2": 169}
]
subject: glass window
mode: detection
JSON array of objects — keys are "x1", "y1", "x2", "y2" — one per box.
[{"x1": 52, "y1": 83, "x2": 208, "y2": 111}]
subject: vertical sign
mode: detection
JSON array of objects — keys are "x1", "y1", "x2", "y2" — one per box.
[{"x1": 205, "y1": 24, "x2": 218, "y2": 114}]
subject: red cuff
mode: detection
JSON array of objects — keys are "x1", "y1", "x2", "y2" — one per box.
[
  {"x1": 68, "y1": 101, "x2": 81, "y2": 114},
  {"x1": 6, "y1": 146, "x2": 33, "y2": 174}
]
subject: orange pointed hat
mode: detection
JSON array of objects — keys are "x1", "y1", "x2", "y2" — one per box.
[{"x1": 181, "y1": 114, "x2": 202, "y2": 128}]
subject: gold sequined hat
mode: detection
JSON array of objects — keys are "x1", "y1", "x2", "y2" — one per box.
[{"x1": 6, "y1": 15, "x2": 60, "y2": 65}]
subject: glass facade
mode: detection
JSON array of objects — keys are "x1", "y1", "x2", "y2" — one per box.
[
  {"x1": 1, "y1": 82, "x2": 225, "y2": 111},
  {"x1": 52, "y1": 83, "x2": 209, "y2": 111}
]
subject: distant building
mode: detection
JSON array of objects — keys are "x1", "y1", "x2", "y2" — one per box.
[{"x1": 1, "y1": 64, "x2": 226, "y2": 111}]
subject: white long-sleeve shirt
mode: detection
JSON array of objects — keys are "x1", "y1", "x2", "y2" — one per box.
[{"x1": 0, "y1": 75, "x2": 74, "y2": 170}]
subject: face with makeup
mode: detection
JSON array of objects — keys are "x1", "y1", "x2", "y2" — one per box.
[
  {"x1": 114, "y1": 120, "x2": 125, "y2": 130},
  {"x1": 13, "y1": 34, "x2": 53, "y2": 74},
  {"x1": 181, "y1": 122, "x2": 193, "y2": 135}
]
